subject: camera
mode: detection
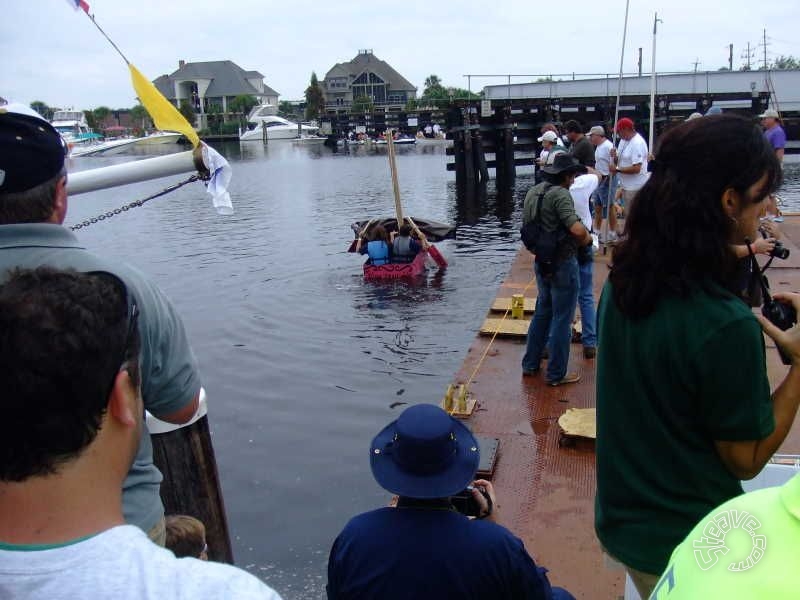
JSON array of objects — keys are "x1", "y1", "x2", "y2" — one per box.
[
  {"x1": 770, "y1": 241, "x2": 790, "y2": 260},
  {"x1": 762, "y1": 296, "x2": 797, "y2": 365},
  {"x1": 451, "y1": 485, "x2": 491, "y2": 518}
]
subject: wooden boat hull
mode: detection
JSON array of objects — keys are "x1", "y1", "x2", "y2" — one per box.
[{"x1": 363, "y1": 249, "x2": 428, "y2": 279}]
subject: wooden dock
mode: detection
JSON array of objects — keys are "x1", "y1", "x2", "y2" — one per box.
[{"x1": 447, "y1": 219, "x2": 800, "y2": 598}]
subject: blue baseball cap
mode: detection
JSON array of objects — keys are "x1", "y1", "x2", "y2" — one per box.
[{"x1": 370, "y1": 403, "x2": 480, "y2": 499}]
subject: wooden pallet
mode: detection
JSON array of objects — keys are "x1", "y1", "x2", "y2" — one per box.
[
  {"x1": 442, "y1": 383, "x2": 477, "y2": 417},
  {"x1": 557, "y1": 408, "x2": 596, "y2": 448},
  {"x1": 479, "y1": 317, "x2": 530, "y2": 338},
  {"x1": 490, "y1": 297, "x2": 536, "y2": 314}
]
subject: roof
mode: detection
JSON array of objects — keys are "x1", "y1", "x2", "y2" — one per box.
[
  {"x1": 154, "y1": 60, "x2": 279, "y2": 98},
  {"x1": 324, "y1": 52, "x2": 416, "y2": 91}
]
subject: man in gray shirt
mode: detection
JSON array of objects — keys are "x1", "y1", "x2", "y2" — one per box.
[{"x1": 0, "y1": 104, "x2": 201, "y2": 544}]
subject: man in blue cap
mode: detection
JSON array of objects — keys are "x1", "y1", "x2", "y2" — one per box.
[
  {"x1": 326, "y1": 403, "x2": 575, "y2": 599},
  {"x1": 0, "y1": 104, "x2": 201, "y2": 545}
]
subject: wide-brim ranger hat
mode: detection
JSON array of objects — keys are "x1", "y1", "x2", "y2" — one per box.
[
  {"x1": 0, "y1": 104, "x2": 66, "y2": 194},
  {"x1": 370, "y1": 403, "x2": 480, "y2": 499},
  {"x1": 541, "y1": 152, "x2": 587, "y2": 175}
]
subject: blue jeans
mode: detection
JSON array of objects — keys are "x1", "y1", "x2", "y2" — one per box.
[
  {"x1": 592, "y1": 177, "x2": 610, "y2": 218},
  {"x1": 578, "y1": 248, "x2": 596, "y2": 348},
  {"x1": 522, "y1": 257, "x2": 579, "y2": 381}
]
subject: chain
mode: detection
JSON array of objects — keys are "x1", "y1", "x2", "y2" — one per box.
[{"x1": 70, "y1": 174, "x2": 203, "y2": 231}]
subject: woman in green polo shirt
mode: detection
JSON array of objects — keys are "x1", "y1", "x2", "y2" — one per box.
[{"x1": 595, "y1": 114, "x2": 800, "y2": 599}]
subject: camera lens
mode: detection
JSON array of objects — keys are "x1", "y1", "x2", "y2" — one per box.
[{"x1": 771, "y1": 242, "x2": 790, "y2": 260}]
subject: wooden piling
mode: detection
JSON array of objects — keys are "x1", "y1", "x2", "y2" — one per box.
[
  {"x1": 148, "y1": 392, "x2": 234, "y2": 564},
  {"x1": 471, "y1": 111, "x2": 489, "y2": 184}
]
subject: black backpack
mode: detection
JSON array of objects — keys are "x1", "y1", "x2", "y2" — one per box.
[{"x1": 520, "y1": 186, "x2": 567, "y2": 276}]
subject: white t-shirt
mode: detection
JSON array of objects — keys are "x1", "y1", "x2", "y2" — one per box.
[
  {"x1": 0, "y1": 525, "x2": 282, "y2": 600},
  {"x1": 570, "y1": 174, "x2": 600, "y2": 230},
  {"x1": 594, "y1": 139, "x2": 613, "y2": 176},
  {"x1": 617, "y1": 132, "x2": 650, "y2": 191}
]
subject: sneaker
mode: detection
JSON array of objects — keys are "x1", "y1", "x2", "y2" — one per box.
[
  {"x1": 547, "y1": 372, "x2": 581, "y2": 386},
  {"x1": 583, "y1": 347, "x2": 596, "y2": 359}
]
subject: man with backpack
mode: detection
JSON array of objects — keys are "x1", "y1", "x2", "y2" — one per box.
[{"x1": 521, "y1": 153, "x2": 592, "y2": 385}]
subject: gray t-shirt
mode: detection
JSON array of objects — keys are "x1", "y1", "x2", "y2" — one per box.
[
  {"x1": 0, "y1": 525, "x2": 282, "y2": 599},
  {"x1": 0, "y1": 224, "x2": 201, "y2": 531}
]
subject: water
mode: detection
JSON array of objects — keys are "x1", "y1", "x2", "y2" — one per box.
[{"x1": 65, "y1": 144, "x2": 800, "y2": 598}]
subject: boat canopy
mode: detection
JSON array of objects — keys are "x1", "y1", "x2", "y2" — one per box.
[{"x1": 350, "y1": 217, "x2": 456, "y2": 243}]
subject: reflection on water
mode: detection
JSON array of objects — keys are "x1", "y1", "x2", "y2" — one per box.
[{"x1": 64, "y1": 143, "x2": 799, "y2": 599}]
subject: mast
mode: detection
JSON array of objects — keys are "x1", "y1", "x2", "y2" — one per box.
[{"x1": 648, "y1": 12, "x2": 662, "y2": 153}]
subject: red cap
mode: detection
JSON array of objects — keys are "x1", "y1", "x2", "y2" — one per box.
[{"x1": 615, "y1": 118, "x2": 635, "y2": 132}]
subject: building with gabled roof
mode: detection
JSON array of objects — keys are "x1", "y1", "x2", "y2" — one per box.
[
  {"x1": 322, "y1": 50, "x2": 417, "y2": 113},
  {"x1": 153, "y1": 60, "x2": 279, "y2": 116}
]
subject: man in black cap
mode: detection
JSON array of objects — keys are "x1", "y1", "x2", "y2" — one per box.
[
  {"x1": 521, "y1": 153, "x2": 592, "y2": 385},
  {"x1": 0, "y1": 104, "x2": 201, "y2": 545},
  {"x1": 327, "y1": 403, "x2": 575, "y2": 599}
]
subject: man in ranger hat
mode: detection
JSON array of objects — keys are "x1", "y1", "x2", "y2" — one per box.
[
  {"x1": 326, "y1": 403, "x2": 575, "y2": 599},
  {"x1": 521, "y1": 152, "x2": 593, "y2": 385},
  {"x1": 0, "y1": 104, "x2": 201, "y2": 545}
]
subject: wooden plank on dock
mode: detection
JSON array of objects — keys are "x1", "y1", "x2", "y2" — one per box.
[
  {"x1": 491, "y1": 297, "x2": 536, "y2": 313},
  {"x1": 479, "y1": 317, "x2": 529, "y2": 337}
]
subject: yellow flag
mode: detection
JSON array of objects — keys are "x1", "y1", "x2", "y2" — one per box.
[{"x1": 129, "y1": 63, "x2": 200, "y2": 147}]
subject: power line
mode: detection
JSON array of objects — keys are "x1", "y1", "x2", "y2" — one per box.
[
  {"x1": 757, "y1": 28, "x2": 771, "y2": 70},
  {"x1": 741, "y1": 42, "x2": 755, "y2": 70}
]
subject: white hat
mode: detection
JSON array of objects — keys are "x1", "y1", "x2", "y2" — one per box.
[
  {"x1": 758, "y1": 109, "x2": 780, "y2": 119},
  {"x1": 537, "y1": 131, "x2": 558, "y2": 143},
  {"x1": 686, "y1": 112, "x2": 703, "y2": 121}
]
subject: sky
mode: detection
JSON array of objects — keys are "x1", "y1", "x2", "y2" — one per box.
[{"x1": 1, "y1": 0, "x2": 796, "y2": 111}]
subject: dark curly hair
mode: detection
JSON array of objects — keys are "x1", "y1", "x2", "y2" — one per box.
[
  {"x1": 610, "y1": 114, "x2": 782, "y2": 319},
  {"x1": 0, "y1": 267, "x2": 141, "y2": 481}
]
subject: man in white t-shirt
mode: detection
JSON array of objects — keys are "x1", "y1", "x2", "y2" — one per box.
[
  {"x1": 609, "y1": 117, "x2": 649, "y2": 214},
  {"x1": 0, "y1": 268, "x2": 281, "y2": 600},
  {"x1": 570, "y1": 170, "x2": 601, "y2": 358},
  {"x1": 587, "y1": 125, "x2": 617, "y2": 242}
]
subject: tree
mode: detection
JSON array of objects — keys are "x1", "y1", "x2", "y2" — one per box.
[
  {"x1": 83, "y1": 110, "x2": 98, "y2": 130},
  {"x1": 93, "y1": 106, "x2": 111, "y2": 129},
  {"x1": 771, "y1": 55, "x2": 799, "y2": 70},
  {"x1": 304, "y1": 72, "x2": 325, "y2": 120},
  {"x1": 422, "y1": 74, "x2": 446, "y2": 101},
  {"x1": 178, "y1": 100, "x2": 196, "y2": 126},
  {"x1": 278, "y1": 100, "x2": 296, "y2": 118},
  {"x1": 228, "y1": 94, "x2": 258, "y2": 116},
  {"x1": 352, "y1": 95, "x2": 373, "y2": 114},
  {"x1": 130, "y1": 104, "x2": 150, "y2": 129},
  {"x1": 424, "y1": 74, "x2": 442, "y2": 90},
  {"x1": 30, "y1": 100, "x2": 55, "y2": 121}
]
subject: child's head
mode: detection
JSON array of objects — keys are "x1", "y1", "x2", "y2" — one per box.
[
  {"x1": 398, "y1": 224, "x2": 412, "y2": 237},
  {"x1": 165, "y1": 515, "x2": 208, "y2": 560}
]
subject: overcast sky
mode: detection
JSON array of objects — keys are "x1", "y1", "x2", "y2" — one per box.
[{"x1": 1, "y1": 0, "x2": 795, "y2": 110}]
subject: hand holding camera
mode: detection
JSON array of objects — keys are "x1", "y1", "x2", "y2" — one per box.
[
  {"x1": 759, "y1": 292, "x2": 800, "y2": 366},
  {"x1": 452, "y1": 479, "x2": 498, "y2": 522}
]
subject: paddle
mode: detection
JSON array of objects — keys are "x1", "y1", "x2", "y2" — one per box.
[{"x1": 385, "y1": 131, "x2": 447, "y2": 268}]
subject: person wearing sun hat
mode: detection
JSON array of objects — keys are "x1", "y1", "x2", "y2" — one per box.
[
  {"x1": 0, "y1": 104, "x2": 202, "y2": 545},
  {"x1": 326, "y1": 403, "x2": 575, "y2": 599}
]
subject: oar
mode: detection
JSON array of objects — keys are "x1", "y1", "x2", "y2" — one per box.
[{"x1": 407, "y1": 216, "x2": 447, "y2": 268}]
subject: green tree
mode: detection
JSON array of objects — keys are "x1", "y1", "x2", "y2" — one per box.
[
  {"x1": 30, "y1": 100, "x2": 54, "y2": 121},
  {"x1": 130, "y1": 104, "x2": 150, "y2": 129},
  {"x1": 422, "y1": 74, "x2": 446, "y2": 100},
  {"x1": 304, "y1": 72, "x2": 325, "y2": 120},
  {"x1": 278, "y1": 100, "x2": 296, "y2": 118},
  {"x1": 178, "y1": 100, "x2": 196, "y2": 126},
  {"x1": 228, "y1": 94, "x2": 258, "y2": 115},
  {"x1": 93, "y1": 106, "x2": 111, "y2": 129},
  {"x1": 771, "y1": 55, "x2": 799, "y2": 70},
  {"x1": 536, "y1": 76, "x2": 554, "y2": 82},
  {"x1": 352, "y1": 95, "x2": 373, "y2": 114},
  {"x1": 83, "y1": 110, "x2": 98, "y2": 130},
  {"x1": 424, "y1": 74, "x2": 442, "y2": 90}
]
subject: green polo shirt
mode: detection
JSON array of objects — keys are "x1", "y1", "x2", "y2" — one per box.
[
  {"x1": 522, "y1": 182, "x2": 580, "y2": 260},
  {"x1": 651, "y1": 473, "x2": 800, "y2": 599},
  {"x1": 595, "y1": 281, "x2": 774, "y2": 575},
  {"x1": 0, "y1": 224, "x2": 201, "y2": 532}
]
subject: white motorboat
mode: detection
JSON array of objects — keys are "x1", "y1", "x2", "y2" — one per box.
[
  {"x1": 239, "y1": 104, "x2": 319, "y2": 141},
  {"x1": 51, "y1": 109, "x2": 99, "y2": 147},
  {"x1": 69, "y1": 131, "x2": 183, "y2": 157}
]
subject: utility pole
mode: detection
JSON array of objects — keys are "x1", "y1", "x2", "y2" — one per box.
[
  {"x1": 741, "y1": 42, "x2": 755, "y2": 70},
  {"x1": 758, "y1": 28, "x2": 770, "y2": 69},
  {"x1": 728, "y1": 44, "x2": 733, "y2": 70},
  {"x1": 692, "y1": 58, "x2": 701, "y2": 73},
  {"x1": 638, "y1": 47, "x2": 643, "y2": 76}
]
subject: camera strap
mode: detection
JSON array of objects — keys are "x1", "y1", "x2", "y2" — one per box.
[{"x1": 745, "y1": 239, "x2": 773, "y2": 304}]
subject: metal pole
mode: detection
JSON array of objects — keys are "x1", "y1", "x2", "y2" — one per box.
[
  {"x1": 649, "y1": 12, "x2": 661, "y2": 152},
  {"x1": 612, "y1": 0, "x2": 631, "y2": 146},
  {"x1": 66, "y1": 148, "x2": 206, "y2": 196}
]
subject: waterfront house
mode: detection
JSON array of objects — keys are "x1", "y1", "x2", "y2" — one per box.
[
  {"x1": 322, "y1": 50, "x2": 416, "y2": 114},
  {"x1": 153, "y1": 60, "x2": 279, "y2": 120}
]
